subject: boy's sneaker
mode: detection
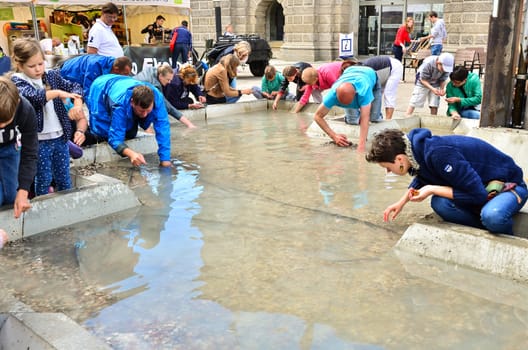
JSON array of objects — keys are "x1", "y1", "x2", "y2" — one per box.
[{"x1": 68, "y1": 140, "x2": 83, "y2": 159}]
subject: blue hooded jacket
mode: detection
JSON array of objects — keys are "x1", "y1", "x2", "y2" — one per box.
[
  {"x1": 87, "y1": 74, "x2": 171, "y2": 162},
  {"x1": 60, "y1": 54, "x2": 115, "y2": 98},
  {"x1": 408, "y1": 128, "x2": 524, "y2": 208}
]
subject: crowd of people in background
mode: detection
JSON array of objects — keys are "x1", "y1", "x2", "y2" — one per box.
[{"x1": 4, "y1": 6, "x2": 519, "y2": 238}]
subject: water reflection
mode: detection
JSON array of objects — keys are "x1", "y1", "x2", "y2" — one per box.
[{"x1": 0, "y1": 112, "x2": 527, "y2": 349}]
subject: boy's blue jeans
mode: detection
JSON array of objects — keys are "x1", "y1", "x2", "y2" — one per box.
[
  {"x1": 0, "y1": 143, "x2": 20, "y2": 206},
  {"x1": 459, "y1": 108, "x2": 480, "y2": 119},
  {"x1": 430, "y1": 184, "x2": 528, "y2": 234}
]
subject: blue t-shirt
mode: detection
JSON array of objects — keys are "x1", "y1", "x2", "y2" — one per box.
[{"x1": 323, "y1": 66, "x2": 377, "y2": 109}]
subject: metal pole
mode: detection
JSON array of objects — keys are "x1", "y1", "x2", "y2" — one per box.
[
  {"x1": 214, "y1": 2, "x2": 222, "y2": 40},
  {"x1": 30, "y1": 1, "x2": 40, "y2": 40},
  {"x1": 122, "y1": 5, "x2": 130, "y2": 47}
]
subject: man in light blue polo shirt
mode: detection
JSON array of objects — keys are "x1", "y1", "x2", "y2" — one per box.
[{"x1": 313, "y1": 65, "x2": 381, "y2": 152}]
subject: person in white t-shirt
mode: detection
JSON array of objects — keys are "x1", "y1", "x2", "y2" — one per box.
[{"x1": 87, "y1": 2, "x2": 124, "y2": 57}]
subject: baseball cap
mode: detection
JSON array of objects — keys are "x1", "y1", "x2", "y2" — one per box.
[{"x1": 438, "y1": 53, "x2": 454, "y2": 73}]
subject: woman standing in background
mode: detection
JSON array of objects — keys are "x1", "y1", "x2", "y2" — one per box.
[{"x1": 393, "y1": 17, "x2": 414, "y2": 61}]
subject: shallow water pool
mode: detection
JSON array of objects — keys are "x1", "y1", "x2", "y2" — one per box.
[{"x1": 0, "y1": 111, "x2": 527, "y2": 349}]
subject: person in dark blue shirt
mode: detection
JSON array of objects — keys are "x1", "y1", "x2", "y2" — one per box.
[
  {"x1": 171, "y1": 20, "x2": 193, "y2": 68},
  {"x1": 366, "y1": 128, "x2": 528, "y2": 235}
]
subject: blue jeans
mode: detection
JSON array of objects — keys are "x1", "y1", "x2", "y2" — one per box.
[
  {"x1": 226, "y1": 78, "x2": 240, "y2": 104},
  {"x1": 344, "y1": 79, "x2": 383, "y2": 125},
  {"x1": 459, "y1": 108, "x2": 480, "y2": 119},
  {"x1": 0, "y1": 143, "x2": 20, "y2": 206},
  {"x1": 430, "y1": 184, "x2": 528, "y2": 234},
  {"x1": 35, "y1": 137, "x2": 71, "y2": 196},
  {"x1": 430, "y1": 44, "x2": 443, "y2": 56}
]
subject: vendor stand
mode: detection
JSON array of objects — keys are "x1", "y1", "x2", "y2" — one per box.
[{"x1": 1, "y1": 0, "x2": 190, "y2": 63}]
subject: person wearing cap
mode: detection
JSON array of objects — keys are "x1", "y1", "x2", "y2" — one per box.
[
  {"x1": 405, "y1": 52, "x2": 454, "y2": 116},
  {"x1": 170, "y1": 20, "x2": 193, "y2": 68},
  {"x1": 445, "y1": 66, "x2": 482, "y2": 120},
  {"x1": 141, "y1": 15, "x2": 166, "y2": 43}
]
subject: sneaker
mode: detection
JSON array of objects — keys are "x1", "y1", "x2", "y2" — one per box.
[{"x1": 68, "y1": 140, "x2": 83, "y2": 159}]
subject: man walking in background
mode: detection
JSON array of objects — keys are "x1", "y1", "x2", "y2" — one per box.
[
  {"x1": 170, "y1": 20, "x2": 193, "y2": 68},
  {"x1": 424, "y1": 11, "x2": 447, "y2": 55}
]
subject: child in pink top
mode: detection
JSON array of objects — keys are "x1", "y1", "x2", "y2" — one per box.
[{"x1": 294, "y1": 61, "x2": 343, "y2": 113}]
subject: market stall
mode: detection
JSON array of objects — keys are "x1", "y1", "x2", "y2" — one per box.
[{"x1": 0, "y1": 0, "x2": 190, "y2": 63}]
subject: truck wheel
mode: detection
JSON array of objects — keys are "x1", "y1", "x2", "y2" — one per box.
[{"x1": 249, "y1": 60, "x2": 268, "y2": 77}]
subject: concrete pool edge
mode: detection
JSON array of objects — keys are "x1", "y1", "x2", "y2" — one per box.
[{"x1": 396, "y1": 221, "x2": 528, "y2": 283}]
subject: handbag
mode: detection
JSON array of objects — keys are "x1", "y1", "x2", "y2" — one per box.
[
  {"x1": 169, "y1": 29, "x2": 178, "y2": 52},
  {"x1": 486, "y1": 180, "x2": 521, "y2": 203}
]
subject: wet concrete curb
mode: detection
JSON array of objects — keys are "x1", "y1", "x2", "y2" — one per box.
[
  {"x1": 0, "y1": 175, "x2": 140, "y2": 241},
  {"x1": 0, "y1": 312, "x2": 111, "y2": 349},
  {"x1": 396, "y1": 222, "x2": 528, "y2": 283}
]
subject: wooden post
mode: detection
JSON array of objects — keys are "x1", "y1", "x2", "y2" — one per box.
[{"x1": 480, "y1": 0, "x2": 523, "y2": 127}]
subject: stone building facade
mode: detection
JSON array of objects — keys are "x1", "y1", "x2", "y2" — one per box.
[{"x1": 190, "y1": 0, "x2": 493, "y2": 61}]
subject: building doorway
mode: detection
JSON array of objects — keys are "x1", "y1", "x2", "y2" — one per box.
[
  {"x1": 359, "y1": 3, "x2": 404, "y2": 56},
  {"x1": 268, "y1": 1, "x2": 284, "y2": 41},
  {"x1": 358, "y1": 0, "x2": 443, "y2": 56}
]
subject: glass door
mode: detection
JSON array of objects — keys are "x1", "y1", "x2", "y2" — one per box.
[
  {"x1": 358, "y1": 5, "x2": 379, "y2": 55},
  {"x1": 380, "y1": 5, "x2": 404, "y2": 55}
]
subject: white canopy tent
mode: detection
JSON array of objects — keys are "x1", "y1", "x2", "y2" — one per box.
[{"x1": 1, "y1": 0, "x2": 190, "y2": 47}]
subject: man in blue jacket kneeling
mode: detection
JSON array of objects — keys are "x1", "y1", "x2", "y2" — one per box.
[{"x1": 87, "y1": 74, "x2": 172, "y2": 167}]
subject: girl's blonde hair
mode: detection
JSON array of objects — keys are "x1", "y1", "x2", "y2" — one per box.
[
  {"x1": 220, "y1": 54, "x2": 240, "y2": 78},
  {"x1": 233, "y1": 41, "x2": 251, "y2": 59},
  {"x1": 12, "y1": 38, "x2": 44, "y2": 71},
  {"x1": 179, "y1": 64, "x2": 199, "y2": 84}
]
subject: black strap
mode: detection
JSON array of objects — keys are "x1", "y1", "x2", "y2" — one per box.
[{"x1": 458, "y1": 85, "x2": 468, "y2": 98}]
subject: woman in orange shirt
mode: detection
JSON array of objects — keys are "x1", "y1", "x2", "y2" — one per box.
[{"x1": 392, "y1": 17, "x2": 414, "y2": 61}]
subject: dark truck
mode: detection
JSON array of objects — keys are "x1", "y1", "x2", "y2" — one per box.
[{"x1": 203, "y1": 34, "x2": 273, "y2": 77}]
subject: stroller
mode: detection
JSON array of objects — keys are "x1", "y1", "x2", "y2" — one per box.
[{"x1": 191, "y1": 47, "x2": 208, "y2": 77}]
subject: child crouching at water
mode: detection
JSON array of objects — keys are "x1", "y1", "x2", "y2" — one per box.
[
  {"x1": 11, "y1": 38, "x2": 85, "y2": 196},
  {"x1": 0, "y1": 77, "x2": 38, "y2": 218}
]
